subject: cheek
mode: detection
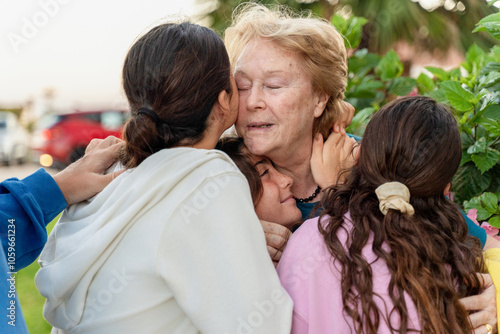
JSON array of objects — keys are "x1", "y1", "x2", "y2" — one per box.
[
  {"x1": 235, "y1": 108, "x2": 248, "y2": 133},
  {"x1": 254, "y1": 201, "x2": 276, "y2": 222},
  {"x1": 254, "y1": 183, "x2": 280, "y2": 221}
]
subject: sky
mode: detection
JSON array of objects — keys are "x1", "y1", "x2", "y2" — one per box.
[{"x1": 0, "y1": 0, "x2": 209, "y2": 116}]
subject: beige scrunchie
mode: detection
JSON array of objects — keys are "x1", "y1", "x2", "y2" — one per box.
[{"x1": 375, "y1": 182, "x2": 415, "y2": 216}]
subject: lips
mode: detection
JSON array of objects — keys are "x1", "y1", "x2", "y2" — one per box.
[
  {"x1": 281, "y1": 194, "x2": 295, "y2": 204},
  {"x1": 247, "y1": 122, "x2": 274, "y2": 129}
]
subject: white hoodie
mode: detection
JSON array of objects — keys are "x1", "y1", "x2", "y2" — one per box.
[{"x1": 36, "y1": 147, "x2": 293, "y2": 334}]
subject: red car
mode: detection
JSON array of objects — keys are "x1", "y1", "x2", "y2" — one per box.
[{"x1": 34, "y1": 110, "x2": 128, "y2": 168}]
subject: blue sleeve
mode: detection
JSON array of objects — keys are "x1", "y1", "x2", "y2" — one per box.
[
  {"x1": 463, "y1": 210, "x2": 486, "y2": 250},
  {"x1": 0, "y1": 169, "x2": 67, "y2": 271}
]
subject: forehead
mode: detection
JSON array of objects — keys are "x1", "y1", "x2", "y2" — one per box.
[{"x1": 234, "y1": 38, "x2": 306, "y2": 76}]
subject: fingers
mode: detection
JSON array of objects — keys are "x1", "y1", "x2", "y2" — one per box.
[
  {"x1": 473, "y1": 326, "x2": 495, "y2": 334},
  {"x1": 462, "y1": 274, "x2": 497, "y2": 333},
  {"x1": 323, "y1": 132, "x2": 345, "y2": 153},
  {"x1": 85, "y1": 136, "x2": 123, "y2": 154},
  {"x1": 260, "y1": 220, "x2": 292, "y2": 240},
  {"x1": 90, "y1": 169, "x2": 125, "y2": 197},
  {"x1": 333, "y1": 101, "x2": 355, "y2": 133},
  {"x1": 267, "y1": 245, "x2": 283, "y2": 263},
  {"x1": 311, "y1": 133, "x2": 324, "y2": 170},
  {"x1": 260, "y1": 220, "x2": 291, "y2": 264}
]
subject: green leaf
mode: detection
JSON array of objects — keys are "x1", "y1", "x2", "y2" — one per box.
[
  {"x1": 388, "y1": 77, "x2": 417, "y2": 96},
  {"x1": 346, "y1": 107, "x2": 376, "y2": 134},
  {"x1": 478, "y1": 72, "x2": 500, "y2": 89},
  {"x1": 375, "y1": 50, "x2": 403, "y2": 81},
  {"x1": 474, "y1": 13, "x2": 500, "y2": 40},
  {"x1": 448, "y1": 68, "x2": 462, "y2": 81},
  {"x1": 481, "y1": 192, "x2": 500, "y2": 214},
  {"x1": 489, "y1": 47, "x2": 500, "y2": 62},
  {"x1": 416, "y1": 73, "x2": 435, "y2": 94},
  {"x1": 483, "y1": 104, "x2": 500, "y2": 120},
  {"x1": 453, "y1": 164, "x2": 492, "y2": 202},
  {"x1": 440, "y1": 81, "x2": 475, "y2": 112},
  {"x1": 479, "y1": 117, "x2": 500, "y2": 135},
  {"x1": 331, "y1": 14, "x2": 348, "y2": 33},
  {"x1": 461, "y1": 152, "x2": 472, "y2": 165},
  {"x1": 459, "y1": 111, "x2": 473, "y2": 125},
  {"x1": 468, "y1": 137, "x2": 488, "y2": 154},
  {"x1": 487, "y1": 166, "x2": 500, "y2": 194},
  {"x1": 331, "y1": 15, "x2": 368, "y2": 49},
  {"x1": 425, "y1": 67, "x2": 450, "y2": 81},
  {"x1": 489, "y1": 215, "x2": 500, "y2": 228},
  {"x1": 471, "y1": 147, "x2": 500, "y2": 173},
  {"x1": 463, "y1": 44, "x2": 487, "y2": 74},
  {"x1": 482, "y1": 62, "x2": 500, "y2": 74},
  {"x1": 487, "y1": 0, "x2": 500, "y2": 7},
  {"x1": 348, "y1": 50, "x2": 380, "y2": 78},
  {"x1": 464, "y1": 196, "x2": 494, "y2": 221},
  {"x1": 426, "y1": 88, "x2": 448, "y2": 104}
]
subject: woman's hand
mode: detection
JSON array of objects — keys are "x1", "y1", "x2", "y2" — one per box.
[
  {"x1": 53, "y1": 136, "x2": 124, "y2": 205},
  {"x1": 460, "y1": 273, "x2": 497, "y2": 333},
  {"x1": 260, "y1": 220, "x2": 292, "y2": 267},
  {"x1": 311, "y1": 132, "x2": 359, "y2": 189},
  {"x1": 332, "y1": 101, "x2": 355, "y2": 133}
]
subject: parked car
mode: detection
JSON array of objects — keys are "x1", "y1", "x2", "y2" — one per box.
[
  {"x1": 0, "y1": 111, "x2": 29, "y2": 165},
  {"x1": 33, "y1": 110, "x2": 128, "y2": 168}
]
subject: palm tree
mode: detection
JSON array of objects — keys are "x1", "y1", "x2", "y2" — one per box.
[
  {"x1": 199, "y1": 0, "x2": 497, "y2": 54},
  {"x1": 345, "y1": 0, "x2": 497, "y2": 54}
]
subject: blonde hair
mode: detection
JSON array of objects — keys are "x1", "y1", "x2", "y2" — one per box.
[{"x1": 225, "y1": 3, "x2": 347, "y2": 137}]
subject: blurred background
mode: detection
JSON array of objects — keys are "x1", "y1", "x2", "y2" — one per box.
[
  {"x1": 1, "y1": 0, "x2": 498, "y2": 332},
  {"x1": 0, "y1": 0, "x2": 497, "y2": 175}
]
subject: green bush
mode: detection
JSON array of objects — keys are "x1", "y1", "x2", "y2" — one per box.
[{"x1": 334, "y1": 12, "x2": 500, "y2": 228}]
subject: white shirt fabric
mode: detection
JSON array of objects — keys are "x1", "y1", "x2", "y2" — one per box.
[{"x1": 35, "y1": 147, "x2": 293, "y2": 334}]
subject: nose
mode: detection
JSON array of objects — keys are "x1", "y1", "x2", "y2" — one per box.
[
  {"x1": 278, "y1": 171, "x2": 293, "y2": 189},
  {"x1": 245, "y1": 85, "x2": 265, "y2": 111}
]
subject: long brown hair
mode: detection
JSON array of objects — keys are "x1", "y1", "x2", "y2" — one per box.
[
  {"x1": 320, "y1": 96, "x2": 482, "y2": 333},
  {"x1": 120, "y1": 22, "x2": 232, "y2": 168}
]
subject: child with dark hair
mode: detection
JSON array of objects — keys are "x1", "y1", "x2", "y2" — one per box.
[{"x1": 277, "y1": 96, "x2": 485, "y2": 333}]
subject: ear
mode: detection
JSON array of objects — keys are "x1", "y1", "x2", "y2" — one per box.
[
  {"x1": 313, "y1": 91, "x2": 329, "y2": 118},
  {"x1": 212, "y1": 89, "x2": 236, "y2": 131},
  {"x1": 443, "y1": 183, "x2": 451, "y2": 196},
  {"x1": 210, "y1": 89, "x2": 229, "y2": 123}
]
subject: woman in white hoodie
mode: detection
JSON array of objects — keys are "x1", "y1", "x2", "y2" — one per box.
[{"x1": 35, "y1": 22, "x2": 292, "y2": 334}]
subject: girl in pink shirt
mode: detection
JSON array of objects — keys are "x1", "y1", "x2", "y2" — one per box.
[{"x1": 277, "y1": 96, "x2": 484, "y2": 333}]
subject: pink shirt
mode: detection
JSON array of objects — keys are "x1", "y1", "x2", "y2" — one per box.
[{"x1": 277, "y1": 214, "x2": 421, "y2": 333}]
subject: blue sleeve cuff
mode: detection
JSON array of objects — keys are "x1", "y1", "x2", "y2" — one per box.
[
  {"x1": 346, "y1": 133, "x2": 362, "y2": 142},
  {"x1": 19, "y1": 169, "x2": 67, "y2": 224}
]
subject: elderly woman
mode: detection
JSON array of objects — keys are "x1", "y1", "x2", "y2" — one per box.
[{"x1": 225, "y1": 3, "x2": 497, "y2": 332}]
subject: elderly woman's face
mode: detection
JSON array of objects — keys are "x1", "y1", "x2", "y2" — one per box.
[{"x1": 234, "y1": 38, "x2": 326, "y2": 158}]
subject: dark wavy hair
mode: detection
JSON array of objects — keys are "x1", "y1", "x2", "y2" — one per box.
[
  {"x1": 216, "y1": 137, "x2": 263, "y2": 204},
  {"x1": 120, "y1": 22, "x2": 232, "y2": 168},
  {"x1": 319, "y1": 96, "x2": 483, "y2": 333}
]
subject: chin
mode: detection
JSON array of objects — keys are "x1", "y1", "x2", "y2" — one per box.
[{"x1": 244, "y1": 139, "x2": 272, "y2": 157}]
